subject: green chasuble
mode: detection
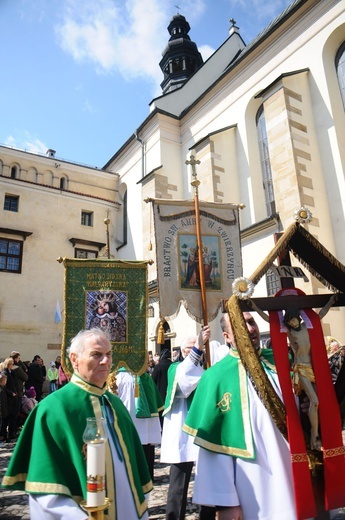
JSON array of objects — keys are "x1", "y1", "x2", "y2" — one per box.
[
  {"x1": 2, "y1": 374, "x2": 152, "y2": 518},
  {"x1": 136, "y1": 372, "x2": 164, "y2": 418},
  {"x1": 183, "y1": 348, "x2": 278, "y2": 459}
]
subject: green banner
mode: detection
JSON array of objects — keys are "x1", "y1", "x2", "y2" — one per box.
[{"x1": 61, "y1": 259, "x2": 148, "y2": 375}]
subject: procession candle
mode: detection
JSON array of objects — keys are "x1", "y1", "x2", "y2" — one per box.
[{"x1": 83, "y1": 417, "x2": 106, "y2": 507}]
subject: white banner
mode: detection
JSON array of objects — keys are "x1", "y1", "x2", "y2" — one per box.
[{"x1": 151, "y1": 199, "x2": 243, "y2": 322}]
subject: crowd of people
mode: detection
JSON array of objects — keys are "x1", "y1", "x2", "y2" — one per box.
[
  {"x1": 1, "y1": 311, "x2": 345, "y2": 519},
  {"x1": 0, "y1": 352, "x2": 70, "y2": 443}
]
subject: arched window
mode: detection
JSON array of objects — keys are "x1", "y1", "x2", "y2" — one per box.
[
  {"x1": 60, "y1": 177, "x2": 65, "y2": 190},
  {"x1": 256, "y1": 105, "x2": 276, "y2": 216},
  {"x1": 336, "y1": 41, "x2": 345, "y2": 110},
  {"x1": 11, "y1": 165, "x2": 18, "y2": 179}
]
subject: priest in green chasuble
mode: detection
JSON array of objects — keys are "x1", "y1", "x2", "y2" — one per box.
[{"x1": 2, "y1": 328, "x2": 152, "y2": 519}]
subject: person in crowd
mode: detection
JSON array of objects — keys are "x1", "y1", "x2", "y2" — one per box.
[
  {"x1": 2, "y1": 328, "x2": 152, "y2": 519},
  {"x1": 146, "y1": 353, "x2": 156, "y2": 376},
  {"x1": 153, "y1": 353, "x2": 160, "y2": 365},
  {"x1": 54, "y1": 355, "x2": 61, "y2": 370},
  {"x1": 0, "y1": 357, "x2": 19, "y2": 443},
  {"x1": 184, "y1": 311, "x2": 298, "y2": 519},
  {"x1": 161, "y1": 325, "x2": 216, "y2": 520},
  {"x1": 152, "y1": 349, "x2": 172, "y2": 429},
  {"x1": 115, "y1": 367, "x2": 164, "y2": 481},
  {"x1": 0, "y1": 371, "x2": 9, "y2": 444},
  {"x1": 21, "y1": 386, "x2": 38, "y2": 417},
  {"x1": 58, "y1": 363, "x2": 69, "y2": 387},
  {"x1": 47, "y1": 362, "x2": 58, "y2": 393},
  {"x1": 327, "y1": 336, "x2": 345, "y2": 384},
  {"x1": 10, "y1": 351, "x2": 28, "y2": 433},
  {"x1": 26, "y1": 355, "x2": 44, "y2": 402}
]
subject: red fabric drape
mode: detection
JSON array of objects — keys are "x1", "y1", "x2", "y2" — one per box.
[{"x1": 270, "y1": 288, "x2": 345, "y2": 518}]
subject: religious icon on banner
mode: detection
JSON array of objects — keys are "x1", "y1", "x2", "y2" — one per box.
[
  {"x1": 86, "y1": 290, "x2": 127, "y2": 342},
  {"x1": 180, "y1": 234, "x2": 221, "y2": 290}
]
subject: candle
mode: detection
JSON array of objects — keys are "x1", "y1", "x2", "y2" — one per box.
[
  {"x1": 83, "y1": 417, "x2": 106, "y2": 507},
  {"x1": 86, "y1": 441, "x2": 105, "y2": 506}
]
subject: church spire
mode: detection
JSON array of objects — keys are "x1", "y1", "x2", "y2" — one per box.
[{"x1": 159, "y1": 13, "x2": 203, "y2": 94}]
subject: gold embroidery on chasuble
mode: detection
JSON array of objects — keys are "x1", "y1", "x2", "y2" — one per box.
[{"x1": 217, "y1": 392, "x2": 232, "y2": 412}]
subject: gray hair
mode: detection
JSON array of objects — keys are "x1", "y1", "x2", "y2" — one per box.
[{"x1": 67, "y1": 328, "x2": 111, "y2": 357}]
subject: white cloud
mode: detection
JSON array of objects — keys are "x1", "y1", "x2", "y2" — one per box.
[
  {"x1": 55, "y1": 0, "x2": 208, "y2": 89},
  {"x1": 5, "y1": 132, "x2": 48, "y2": 155}
]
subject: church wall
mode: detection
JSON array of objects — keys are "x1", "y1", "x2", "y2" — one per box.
[{"x1": 110, "y1": 0, "x2": 345, "y2": 345}]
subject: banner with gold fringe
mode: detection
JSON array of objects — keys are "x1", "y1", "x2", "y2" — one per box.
[
  {"x1": 150, "y1": 198, "x2": 242, "y2": 322},
  {"x1": 61, "y1": 258, "x2": 149, "y2": 376}
]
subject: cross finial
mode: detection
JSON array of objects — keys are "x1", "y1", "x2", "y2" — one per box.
[
  {"x1": 175, "y1": 4, "x2": 180, "y2": 12},
  {"x1": 229, "y1": 18, "x2": 236, "y2": 26},
  {"x1": 185, "y1": 155, "x2": 201, "y2": 192},
  {"x1": 185, "y1": 155, "x2": 200, "y2": 178}
]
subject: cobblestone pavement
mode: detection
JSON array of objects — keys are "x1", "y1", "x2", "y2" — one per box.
[
  {"x1": 0, "y1": 440, "x2": 199, "y2": 519},
  {"x1": 2, "y1": 433, "x2": 345, "y2": 519}
]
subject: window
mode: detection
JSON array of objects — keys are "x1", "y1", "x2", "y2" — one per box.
[
  {"x1": 11, "y1": 166, "x2": 18, "y2": 179},
  {"x1": 336, "y1": 41, "x2": 345, "y2": 110},
  {"x1": 75, "y1": 248, "x2": 98, "y2": 259},
  {"x1": 256, "y1": 106, "x2": 276, "y2": 216},
  {"x1": 266, "y1": 268, "x2": 281, "y2": 297},
  {"x1": 81, "y1": 211, "x2": 93, "y2": 227},
  {"x1": 0, "y1": 238, "x2": 23, "y2": 273},
  {"x1": 60, "y1": 177, "x2": 65, "y2": 189},
  {"x1": 4, "y1": 195, "x2": 19, "y2": 212}
]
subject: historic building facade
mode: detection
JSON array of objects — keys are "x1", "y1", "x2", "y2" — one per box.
[{"x1": 0, "y1": 146, "x2": 119, "y2": 358}]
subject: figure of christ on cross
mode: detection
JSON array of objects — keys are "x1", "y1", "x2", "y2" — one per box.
[{"x1": 249, "y1": 293, "x2": 337, "y2": 451}]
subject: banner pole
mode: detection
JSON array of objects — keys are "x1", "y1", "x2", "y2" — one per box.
[{"x1": 186, "y1": 155, "x2": 211, "y2": 368}]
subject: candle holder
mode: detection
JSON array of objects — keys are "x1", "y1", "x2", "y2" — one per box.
[
  {"x1": 80, "y1": 497, "x2": 112, "y2": 520},
  {"x1": 82, "y1": 417, "x2": 108, "y2": 515}
]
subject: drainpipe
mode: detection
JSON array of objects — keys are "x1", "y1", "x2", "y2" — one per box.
[{"x1": 135, "y1": 130, "x2": 145, "y2": 178}]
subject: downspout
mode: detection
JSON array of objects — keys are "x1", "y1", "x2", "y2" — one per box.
[{"x1": 135, "y1": 130, "x2": 145, "y2": 178}]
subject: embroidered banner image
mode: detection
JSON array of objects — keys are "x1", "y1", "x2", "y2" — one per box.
[
  {"x1": 151, "y1": 199, "x2": 242, "y2": 322},
  {"x1": 61, "y1": 259, "x2": 148, "y2": 375}
]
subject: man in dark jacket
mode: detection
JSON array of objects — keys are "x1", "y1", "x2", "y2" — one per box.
[
  {"x1": 152, "y1": 349, "x2": 172, "y2": 429},
  {"x1": 10, "y1": 352, "x2": 28, "y2": 398},
  {"x1": 26, "y1": 355, "x2": 44, "y2": 402}
]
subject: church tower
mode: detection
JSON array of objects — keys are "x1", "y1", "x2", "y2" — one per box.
[{"x1": 159, "y1": 13, "x2": 203, "y2": 94}]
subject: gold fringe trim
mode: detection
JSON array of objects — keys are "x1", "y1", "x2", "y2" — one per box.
[{"x1": 228, "y1": 295, "x2": 287, "y2": 438}]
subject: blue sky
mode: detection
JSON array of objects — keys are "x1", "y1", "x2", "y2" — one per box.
[{"x1": 0, "y1": 0, "x2": 291, "y2": 168}]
